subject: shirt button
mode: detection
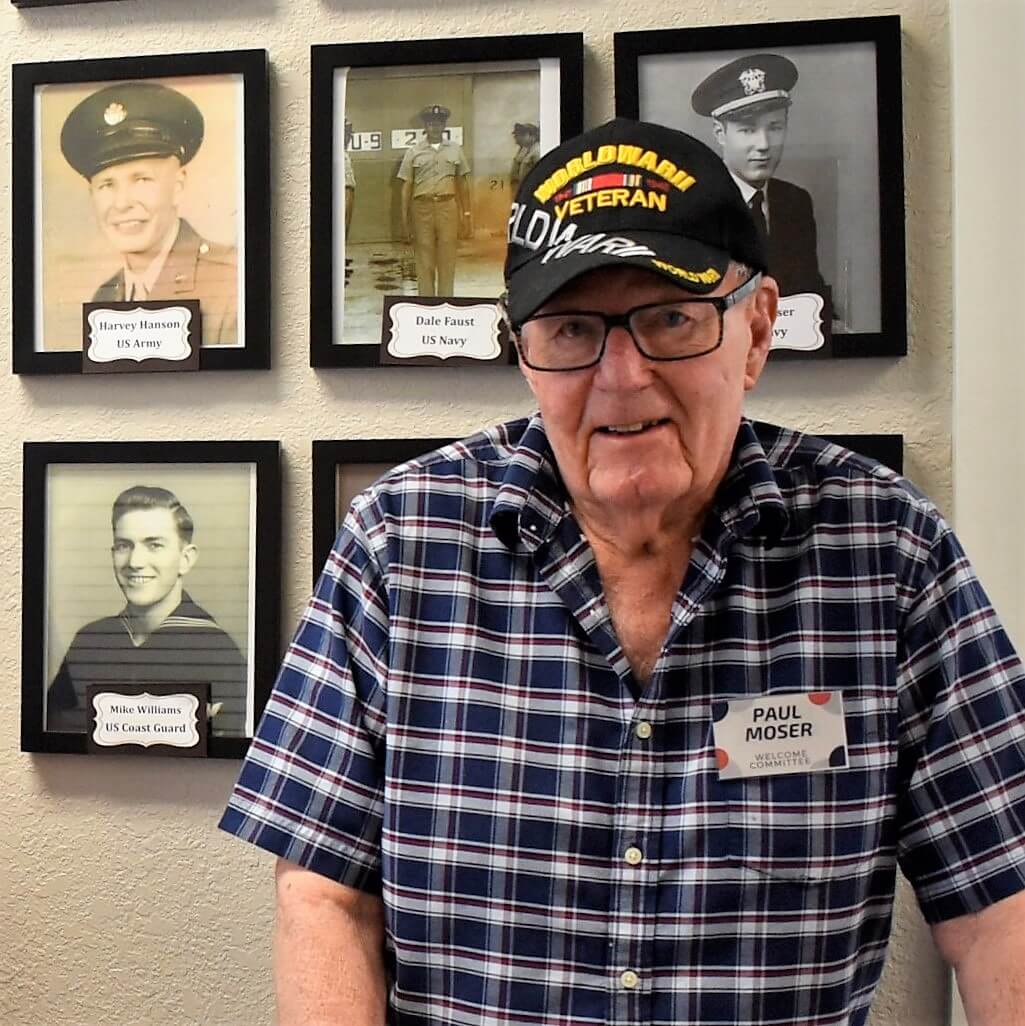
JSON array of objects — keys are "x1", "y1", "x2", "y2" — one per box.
[
  {"x1": 624, "y1": 846, "x2": 643, "y2": 866},
  {"x1": 620, "y1": 970, "x2": 640, "y2": 990},
  {"x1": 635, "y1": 721, "x2": 653, "y2": 740}
]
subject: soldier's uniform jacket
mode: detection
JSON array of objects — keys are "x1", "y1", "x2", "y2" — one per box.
[{"x1": 93, "y1": 219, "x2": 238, "y2": 347}]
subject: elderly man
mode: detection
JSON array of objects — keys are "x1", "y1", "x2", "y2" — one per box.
[
  {"x1": 221, "y1": 119, "x2": 1025, "y2": 1025},
  {"x1": 61, "y1": 80, "x2": 238, "y2": 346},
  {"x1": 692, "y1": 53, "x2": 828, "y2": 301},
  {"x1": 396, "y1": 104, "x2": 471, "y2": 297}
]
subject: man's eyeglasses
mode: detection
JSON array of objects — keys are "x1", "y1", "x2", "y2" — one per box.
[{"x1": 513, "y1": 273, "x2": 762, "y2": 372}]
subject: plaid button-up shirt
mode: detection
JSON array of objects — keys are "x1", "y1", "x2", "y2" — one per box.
[{"x1": 221, "y1": 416, "x2": 1025, "y2": 1026}]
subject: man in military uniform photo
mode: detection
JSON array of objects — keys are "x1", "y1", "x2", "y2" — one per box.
[
  {"x1": 509, "y1": 121, "x2": 540, "y2": 192},
  {"x1": 46, "y1": 485, "x2": 247, "y2": 737},
  {"x1": 60, "y1": 80, "x2": 239, "y2": 346},
  {"x1": 692, "y1": 54, "x2": 829, "y2": 301},
  {"x1": 396, "y1": 104, "x2": 471, "y2": 297}
]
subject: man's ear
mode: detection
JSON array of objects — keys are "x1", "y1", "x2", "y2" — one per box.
[
  {"x1": 743, "y1": 275, "x2": 779, "y2": 391},
  {"x1": 712, "y1": 118, "x2": 726, "y2": 147},
  {"x1": 173, "y1": 165, "x2": 187, "y2": 207},
  {"x1": 178, "y1": 543, "x2": 198, "y2": 578}
]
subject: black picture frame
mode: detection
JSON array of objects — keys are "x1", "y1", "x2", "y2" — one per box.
[
  {"x1": 22, "y1": 440, "x2": 281, "y2": 758},
  {"x1": 614, "y1": 15, "x2": 905, "y2": 359},
  {"x1": 13, "y1": 0, "x2": 116, "y2": 6},
  {"x1": 12, "y1": 49, "x2": 271, "y2": 374},
  {"x1": 310, "y1": 33, "x2": 584, "y2": 368},
  {"x1": 312, "y1": 438, "x2": 456, "y2": 578},
  {"x1": 821, "y1": 433, "x2": 903, "y2": 473}
]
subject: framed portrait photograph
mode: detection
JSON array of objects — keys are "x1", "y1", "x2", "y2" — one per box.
[
  {"x1": 12, "y1": 49, "x2": 270, "y2": 374},
  {"x1": 21, "y1": 440, "x2": 281, "y2": 758},
  {"x1": 312, "y1": 437, "x2": 456, "y2": 577},
  {"x1": 12, "y1": 0, "x2": 116, "y2": 6},
  {"x1": 310, "y1": 33, "x2": 584, "y2": 368},
  {"x1": 13, "y1": 1, "x2": 115, "y2": 6},
  {"x1": 615, "y1": 15, "x2": 905, "y2": 359}
]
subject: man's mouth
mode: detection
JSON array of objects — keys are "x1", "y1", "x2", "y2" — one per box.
[
  {"x1": 598, "y1": 418, "x2": 668, "y2": 436},
  {"x1": 124, "y1": 575, "x2": 155, "y2": 584}
]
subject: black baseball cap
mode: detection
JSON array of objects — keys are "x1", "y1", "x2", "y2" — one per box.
[
  {"x1": 61, "y1": 81, "x2": 204, "y2": 180},
  {"x1": 504, "y1": 117, "x2": 766, "y2": 325}
]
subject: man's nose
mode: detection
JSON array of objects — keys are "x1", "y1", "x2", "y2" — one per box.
[
  {"x1": 110, "y1": 183, "x2": 134, "y2": 209},
  {"x1": 750, "y1": 130, "x2": 769, "y2": 150},
  {"x1": 593, "y1": 325, "x2": 653, "y2": 389}
]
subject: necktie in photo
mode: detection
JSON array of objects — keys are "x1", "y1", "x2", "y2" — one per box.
[
  {"x1": 130, "y1": 282, "x2": 147, "y2": 302},
  {"x1": 749, "y1": 191, "x2": 768, "y2": 240}
]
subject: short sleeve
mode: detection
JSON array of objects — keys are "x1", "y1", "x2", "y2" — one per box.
[
  {"x1": 895, "y1": 514, "x2": 1025, "y2": 923},
  {"x1": 219, "y1": 506, "x2": 390, "y2": 893},
  {"x1": 396, "y1": 146, "x2": 415, "y2": 182}
]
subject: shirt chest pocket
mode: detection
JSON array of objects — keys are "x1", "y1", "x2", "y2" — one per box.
[
  {"x1": 718, "y1": 717, "x2": 895, "y2": 884},
  {"x1": 413, "y1": 151, "x2": 455, "y2": 175}
]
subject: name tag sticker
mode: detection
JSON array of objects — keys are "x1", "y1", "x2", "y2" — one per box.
[{"x1": 712, "y1": 691, "x2": 848, "y2": 780}]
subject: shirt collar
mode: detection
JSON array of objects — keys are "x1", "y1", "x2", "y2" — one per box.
[
  {"x1": 489, "y1": 415, "x2": 789, "y2": 551},
  {"x1": 729, "y1": 172, "x2": 771, "y2": 230},
  {"x1": 123, "y1": 217, "x2": 180, "y2": 299},
  {"x1": 490, "y1": 414, "x2": 567, "y2": 551}
]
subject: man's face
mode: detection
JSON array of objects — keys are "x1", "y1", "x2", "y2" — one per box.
[
  {"x1": 424, "y1": 118, "x2": 447, "y2": 144},
  {"x1": 111, "y1": 507, "x2": 196, "y2": 613},
  {"x1": 713, "y1": 106, "x2": 788, "y2": 186},
  {"x1": 89, "y1": 155, "x2": 185, "y2": 260},
  {"x1": 518, "y1": 266, "x2": 776, "y2": 519}
]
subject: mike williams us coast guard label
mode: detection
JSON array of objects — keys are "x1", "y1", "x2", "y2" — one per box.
[{"x1": 711, "y1": 691, "x2": 848, "y2": 780}]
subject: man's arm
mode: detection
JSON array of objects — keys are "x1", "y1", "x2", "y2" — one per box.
[
  {"x1": 456, "y1": 173, "x2": 471, "y2": 236},
  {"x1": 400, "y1": 177, "x2": 413, "y2": 242},
  {"x1": 275, "y1": 858, "x2": 387, "y2": 1026},
  {"x1": 933, "y1": 890, "x2": 1025, "y2": 1025}
]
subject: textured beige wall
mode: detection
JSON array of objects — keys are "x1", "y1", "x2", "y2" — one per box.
[{"x1": 1, "y1": 1, "x2": 951, "y2": 1024}]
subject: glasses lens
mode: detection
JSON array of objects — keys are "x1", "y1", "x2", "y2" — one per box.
[
  {"x1": 630, "y1": 302, "x2": 721, "y2": 359},
  {"x1": 519, "y1": 314, "x2": 606, "y2": 369}
]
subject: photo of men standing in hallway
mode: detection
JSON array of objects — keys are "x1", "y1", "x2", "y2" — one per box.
[{"x1": 333, "y1": 59, "x2": 553, "y2": 346}]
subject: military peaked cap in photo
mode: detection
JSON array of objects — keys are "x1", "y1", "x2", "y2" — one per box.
[
  {"x1": 61, "y1": 81, "x2": 204, "y2": 180},
  {"x1": 419, "y1": 104, "x2": 451, "y2": 121},
  {"x1": 691, "y1": 54, "x2": 799, "y2": 120}
]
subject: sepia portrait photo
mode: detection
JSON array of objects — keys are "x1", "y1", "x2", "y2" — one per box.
[
  {"x1": 13, "y1": 51, "x2": 272, "y2": 374},
  {"x1": 34, "y1": 72, "x2": 245, "y2": 353},
  {"x1": 40, "y1": 462, "x2": 256, "y2": 741}
]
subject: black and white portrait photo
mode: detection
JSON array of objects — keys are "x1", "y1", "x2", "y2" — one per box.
[
  {"x1": 44, "y1": 465, "x2": 253, "y2": 737},
  {"x1": 615, "y1": 17, "x2": 905, "y2": 358},
  {"x1": 21, "y1": 441, "x2": 281, "y2": 757}
]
